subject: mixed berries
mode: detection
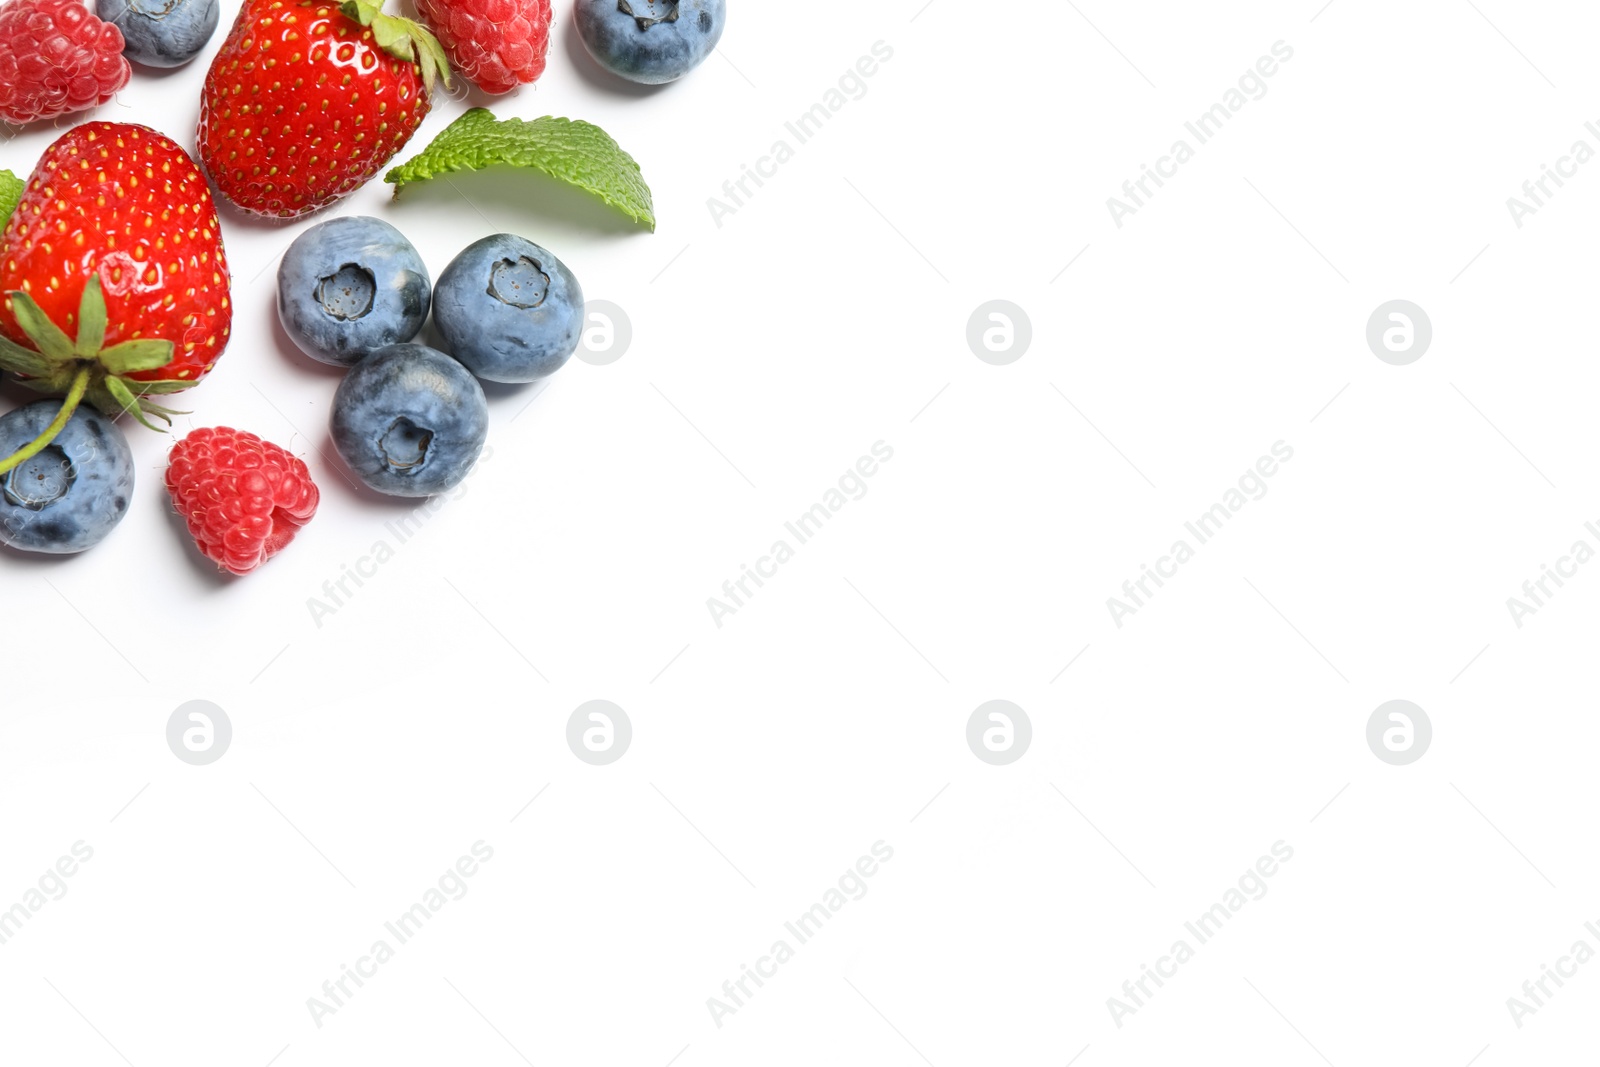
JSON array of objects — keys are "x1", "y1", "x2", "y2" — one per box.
[
  {"x1": 0, "y1": 121, "x2": 238, "y2": 562},
  {"x1": 0, "y1": 0, "x2": 717, "y2": 567}
]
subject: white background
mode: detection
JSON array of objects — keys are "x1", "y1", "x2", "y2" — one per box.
[{"x1": 3, "y1": 0, "x2": 1600, "y2": 1064}]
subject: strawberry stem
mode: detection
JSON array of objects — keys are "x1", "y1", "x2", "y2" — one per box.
[{"x1": 0, "y1": 365, "x2": 91, "y2": 477}]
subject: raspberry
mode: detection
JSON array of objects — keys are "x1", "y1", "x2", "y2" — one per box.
[
  {"x1": 165, "y1": 428, "x2": 320, "y2": 576},
  {"x1": 414, "y1": 0, "x2": 550, "y2": 95},
  {"x1": 0, "y1": 0, "x2": 131, "y2": 125}
]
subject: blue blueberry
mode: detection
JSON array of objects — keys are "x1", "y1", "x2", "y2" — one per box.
[
  {"x1": 0, "y1": 402, "x2": 134, "y2": 555},
  {"x1": 331, "y1": 344, "x2": 489, "y2": 497},
  {"x1": 278, "y1": 216, "x2": 431, "y2": 368},
  {"x1": 575, "y1": 0, "x2": 725, "y2": 85},
  {"x1": 433, "y1": 234, "x2": 583, "y2": 384},
  {"x1": 100, "y1": 0, "x2": 220, "y2": 68}
]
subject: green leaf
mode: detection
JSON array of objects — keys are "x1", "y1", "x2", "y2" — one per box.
[
  {"x1": 74, "y1": 275, "x2": 108, "y2": 357},
  {"x1": 98, "y1": 338, "x2": 175, "y2": 376},
  {"x1": 385, "y1": 110, "x2": 655, "y2": 230},
  {"x1": 0, "y1": 170, "x2": 21, "y2": 230},
  {"x1": 6, "y1": 290, "x2": 74, "y2": 362}
]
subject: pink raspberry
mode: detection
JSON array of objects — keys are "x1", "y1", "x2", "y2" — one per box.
[
  {"x1": 0, "y1": 0, "x2": 131, "y2": 125},
  {"x1": 414, "y1": 0, "x2": 550, "y2": 95},
  {"x1": 165, "y1": 428, "x2": 320, "y2": 576}
]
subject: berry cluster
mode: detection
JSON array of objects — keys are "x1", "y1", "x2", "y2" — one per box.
[
  {"x1": 277, "y1": 217, "x2": 583, "y2": 498},
  {"x1": 0, "y1": 0, "x2": 727, "y2": 576},
  {"x1": 0, "y1": 123, "x2": 240, "y2": 561}
]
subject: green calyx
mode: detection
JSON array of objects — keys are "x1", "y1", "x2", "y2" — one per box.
[
  {"x1": 0, "y1": 275, "x2": 191, "y2": 475},
  {"x1": 339, "y1": 0, "x2": 452, "y2": 95}
]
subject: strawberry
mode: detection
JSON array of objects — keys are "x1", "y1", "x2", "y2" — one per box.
[
  {"x1": 0, "y1": 122, "x2": 232, "y2": 477},
  {"x1": 197, "y1": 0, "x2": 451, "y2": 219}
]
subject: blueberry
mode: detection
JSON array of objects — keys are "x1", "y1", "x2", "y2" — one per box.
[
  {"x1": 330, "y1": 344, "x2": 489, "y2": 497},
  {"x1": 277, "y1": 216, "x2": 431, "y2": 368},
  {"x1": 433, "y1": 234, "x2": 583, "y2": 384},
  {"x1": 100, "y1": 0, "x2": 220, "y2": 68},
  {"x1": 0, "y1": 402, "x2": 134, "y2": 554},
  {"x1": 575, "y1": 0, "x2": 725, "y2": 85}
]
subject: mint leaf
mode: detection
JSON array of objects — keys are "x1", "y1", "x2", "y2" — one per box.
[
  {"x1": 0, "y1": 170, "x2": 22, "y2": 229},
  {"x1": 385, "y1": 109, "x2": 655, "y2": 230}
]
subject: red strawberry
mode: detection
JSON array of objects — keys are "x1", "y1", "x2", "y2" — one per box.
[
  {"x1": 0, "y1": 122, "x2": 232, "y2": 476},
  {"x1": 197, "y1": 0, "x2": 451, "y2": 219},
  {"x1": 166, "y1": 427, "x2": 320, "y2": 575},
  {"x1": 0, "y1": 0, "x2": 131, "y2": 125},
  {"x1": 414, "y1": 0, "x2": 550, "y2": 95}
]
